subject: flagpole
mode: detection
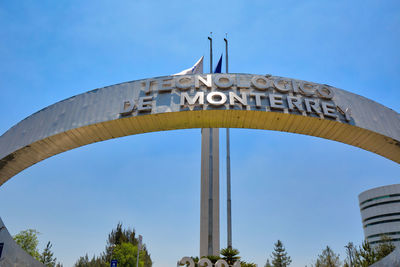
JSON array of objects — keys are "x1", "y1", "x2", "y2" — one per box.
[
  {"x1": 208, "y1": 36, "x2": 213, "y2": 73},
  {"x1": 224, "y1": 37, "x2": 228, "y2": 73},
  {"x1": 224, "y1": 36, "x2": 232, "y2": 249},
  {"x1": 207, "y1": 35, "x2": 214, "y2": 256}
]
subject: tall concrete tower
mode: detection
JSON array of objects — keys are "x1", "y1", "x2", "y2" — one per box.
[
  {"x1": 200, "y1": 128, "x2": 220, "y2": 257},
  {"x1": 199, "y1": 35, "x2": 220, "y2": 258}
]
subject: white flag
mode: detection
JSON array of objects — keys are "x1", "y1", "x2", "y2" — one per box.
[{"x1": 174, "y1": 56, "x2": 203, "y2": 75}]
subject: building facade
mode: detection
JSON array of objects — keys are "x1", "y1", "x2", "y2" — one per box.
[{"x1": 359, "y1": 184, "x2": 400, "y2": 247}]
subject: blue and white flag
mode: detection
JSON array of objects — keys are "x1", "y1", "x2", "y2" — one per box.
[
  {"x1": 174, "y1": 56, "x2": 204, "y2": 75},
  {"x1": 214, "y1": 54, "x2": 223, "y2": 73}
]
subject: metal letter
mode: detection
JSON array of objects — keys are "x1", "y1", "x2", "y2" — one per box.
[
  {"x1": 269, "y1": 94, "x2": 285, "y2": 110},
  {"x1": 236, "y1": 75, "x2": 250, "y2": 88},
  {"x1": 137, "y1": 96, "x2": 153, "y2": 112},
  {"x1": 317, "y1": 85, "x2": 334, "y2": 99},
  {"x1": 304, "y1": 98, "x2": 321, "y2": 114},
  {"x1": 215, "y1": 259, "x2": 229, "y2": 267},
  {"x1": 287, "y1": 96, "x2": 304, "y2": 112},
  {"x1": 298, "y1": 82, "x2": 315, "y2": 96},
  {"x1": 179, "y1": 257, "x2": 195, "y2": 267},
  {"x1": 344, "y1": 107, "x2": 352, "y2": 122},
  {"x1": 143, "y1": 79, "x2": 154, "y2": 95},
  {"x1": 251, "y1": 76, "x2": 270, "y2": 91},
  {"x1": 229, "y1": 92, "x2": 247, "y2": 106},
  {"x1": 250, "y1": 93, "x2": 264, "y2": 108},
  {"x1": 207, "y1": 92, "x2": 227, "y2": 106},
  {"x1": 321, "y1": 102, "x2": 338, "y2": 118},
  {"x1": 180, "y1": 92, "x2": 204, "y2": 106},
  {"x1": 292, "y1": 80, "x2": 300, "y2": 94},
  {"x1": 120, "y1": 100, "x2": 135, "y2": 116},
  {"x1": 196, "y1": 74, "x2": 212, "y2": 89},
  {"x1": 214, "y1": 75, "x2": 233, "y2": 89},
  {"x1": 158, "y1": 78, "x2": 175, "y2": 93},
  {"x1": 273, "y1": 78, "x2": 291, "y2": 93},
  {"x1": 176, "y1": 76, "x2": 193, "y2": 91},
  {"x1": 337, "y1": 105, "x2": 352, "y2": 122}
]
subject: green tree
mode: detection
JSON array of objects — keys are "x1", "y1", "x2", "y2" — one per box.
[
  {"x1": 191, "y1": 256, "x2": 199, "y2": 264},
  {"x1": 271, "y1": 240, "x2": 292, "y2": 267},
  {"x1": 240, "y1": 262, "x2": 257, "y2": 267},
  {"x1": 13, "y1": 229, "x2": 62, "y2": 266},
  {"x1": 188, "y1": 247, "x2": 254, "y2": 266},
  {"x1": 74, "y1": 254, "x2": 107, "y2": 267},
  {"x1": 40, "y1": 241, "x2": 56, "y2": 267},
  {"x1": 265, "y1": 259, "x2": 273, "y2": 267},
  {"x1": 112, "y1": 242, "x2": 145, "y2": 267},
  {"x1": 354, "y1": 240, "x2": 376, "y2": 267},
  {"x1": 104, "y1": 223, "x2": 152, "y2": 266},
  {"x1": 220, "y1": 247, "x2": 241, "y2": 265},
  {"x1": 74, "y1": 254, "x2": 89, "y2": 267},
  {"x1": 13, "y1": 229, "x2": 40, "y2": 260},
  {"x1": 353, "y1": 236, "x2": 395, "y2": 266},
  {"x1": 314, "y1": 246, "x2": 341, "y2": 267},
  {"x1": 344, "y1": 242, "x2": 355, "y2": 267},
  {"x1": 375, "y1": 235, "x2": 395, "y2": 261},
  {"x1": 74, "y1": 223, "x2": 152, "y2": 267},
  {"x1": 205, "y1": 255, "x2": 221, "y2": 263}
]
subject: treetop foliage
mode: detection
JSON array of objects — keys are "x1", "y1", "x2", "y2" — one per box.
[
  {"x1": 350, "y1": 235, "x2": 395, "y2": 267},
  {"x1": 13, "y1": 229, "x2": 61, "y2": 267},
  {"x1": 264, "y1": 259, "x2": 272, "y2": 267},
  {"x1": 13, "y1": 229, "x2": 41, "y2": 260},
  {"x1": 188, "y1": 247, "x2": 254, "y2": 266},
  {"x1": 40, "y1": 241, "x2": 57, "y2": 267},
  {"x1": 74, "y1": 222, "x2": 152, "y2": 267},
  {"x1": 314, "y1": 246, "x2": 341, "y2": 267},
  {"x1": 271, "y1": 240, "x2": 292, "y2": 267},
  {"x1": 220, "y1": 247, "x2": 241, "y2": 265}
]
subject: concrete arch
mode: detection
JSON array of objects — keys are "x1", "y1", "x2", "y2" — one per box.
[{"x1": 0, "y1": 73, "x2": 399, "y2": 186}]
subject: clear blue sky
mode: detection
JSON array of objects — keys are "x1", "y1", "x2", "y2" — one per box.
[{"x1": 0, "y1": 1, "x2": 400, "y2": 266}]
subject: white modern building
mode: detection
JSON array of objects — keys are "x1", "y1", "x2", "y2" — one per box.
[{"x1": 359, "y1": 184, "x2": 400, "y2": 247}]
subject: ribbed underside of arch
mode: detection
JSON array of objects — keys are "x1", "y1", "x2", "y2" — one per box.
[{"x1": 1, "y1": 109, "x2": 399, "y2": 186}]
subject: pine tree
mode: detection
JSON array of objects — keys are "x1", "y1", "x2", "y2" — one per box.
[
  {"x1": 344, "y1": 242, "x2": 355, "y2": 267},
  {"x1": 353, "y1": 236, "x2": 395, "y2": 266},
  {"x1": 271, "y1": 240, "x2": 292, "y2": 267},
  {"x1": 40, "y1": 241, "x2": 57, "y2": 267},
  {"x1": 354, "y1": 240, "x2": 376, "y2": 266},
  {"x1": 240, "y1": 262, "x2": 257, "y2": 267},
  {"x1": 375, "y1": 235, "x2": 395, "y2": 261},
  {"x1": 265, "y1": 259, "x2": 273, "y2": 267},
  {"x1": 314, "y1": 246, "x2": 341, "y2": 267},
  {"x1": 74, "y1": 254, "x2": 107, "y2": 267}
]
